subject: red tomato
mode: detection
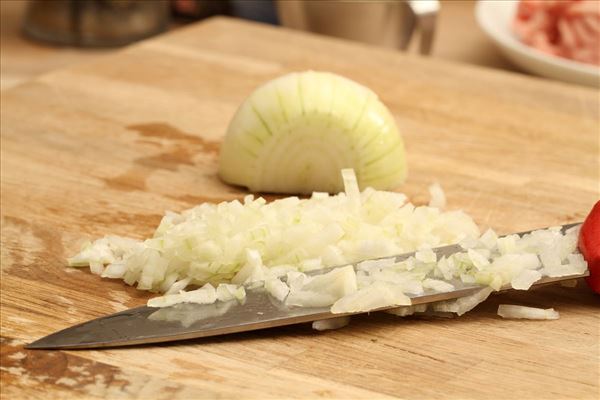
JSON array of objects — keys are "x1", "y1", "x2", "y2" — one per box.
[{"x1": 579, "y1": 200, "x2": 600, "y2": 294}]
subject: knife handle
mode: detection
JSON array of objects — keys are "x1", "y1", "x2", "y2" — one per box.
[{"x1": 579, "y1": 200, "x2": 600, "y2": 294}]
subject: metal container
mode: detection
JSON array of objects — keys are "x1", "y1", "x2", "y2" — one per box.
[{"x1": 23, "y1": 0, "x2": 170, "y2": 47}]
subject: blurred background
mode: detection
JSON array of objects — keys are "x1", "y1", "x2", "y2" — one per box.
[{"x1": 2, "y1": 0, "x2": 596, "y2": 91}]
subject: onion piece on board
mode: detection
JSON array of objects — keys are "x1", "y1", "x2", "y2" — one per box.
[{"x1": 497, "y1": 305, "x2": 560, "y2": 320}]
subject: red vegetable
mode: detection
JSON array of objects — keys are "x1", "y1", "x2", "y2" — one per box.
[{"x1": 579, "y1": 200, "x2": 600, "y2": 294}]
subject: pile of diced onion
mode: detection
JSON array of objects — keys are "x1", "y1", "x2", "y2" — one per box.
[{"x1": 69, "y1": 170, "x2": 586, "y2": 319}]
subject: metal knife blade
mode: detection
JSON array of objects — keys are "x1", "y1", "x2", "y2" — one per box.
[{"x1": 27, "y1": 223, "x2": 587, "y2": 350}]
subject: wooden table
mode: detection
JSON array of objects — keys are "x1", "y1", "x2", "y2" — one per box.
[{"x1": 1, "y1": 17, "x2": 598, "y2": 399}]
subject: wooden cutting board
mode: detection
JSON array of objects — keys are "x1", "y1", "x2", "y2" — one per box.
[{"x1": 1, "y1": 17, "x2": 598, "y2": 399}]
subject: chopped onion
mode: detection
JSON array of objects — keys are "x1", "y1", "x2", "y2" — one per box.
[
  {"x1": 148, "y1": 283, "x2": 245, "y2": 308},
  {"x1": 148, "y1": 302, "x2": 235, "y2": 328},
  {"x1": 286, "y1": 271, "x2": 308, "y2": 292},
  {"x1": 312, "y1": 317, "x2": 351, "y2": 331},
  {"x1": 218, "y1": 71, "x2": 407, "y2": 194},
  {"x1": 147, "y1": 283, "x2": 217, "y2": 308},
  {"x1": 497, "y1": 305, "x2": 560, "y2": 320},
  {"x1": 386, "y1": 304, "x2": 427, "y2": 316},
  {"x1": 265, "y1": 278, "x2": 290, "y2": 302},
  {"x1": 216, "y1": 284, "x2": 246, "y2": 302},
  {"x1": 147, "y1": 221, "x2": 585, "y2": 315},
  {"x1": 286, "y1": 265, "x2": 357, "y2": 308},
  {"x1": 69, "y1": 168, "x2": 587, "y2": 322},
  {"x1": 428, "y1": 183, "x2": 446, "y2": 209},
  {"x1": 423, "y1": 279, "x2": 454, "y2": 292},
  {"x1": 68, "y1": 236, "x2": 140, "y2": 268},
  {"x1": 510, "y1": 269, "x2": 541, "y2": 290},
  {"x1": 415, "y1": 249, "x2": 437, "y2": 263},
  {"x1": 432, "y1": 287, "x2": 493, "y2": 316},
  {"x1": 101, "y1": 262, "x2": 126, "y2": 279},
  {"x1": 357, "y1": 257, "x2": 397, "y2": 272},
  {"x1": 165, "y1": 278, "x2": 191, "y2": 295},
  {"x1": 467, "y1": 249, "x2": 490, "y2": 270},
  {"x1": 342, "y1": 168, "x2": 361, "y2": 212},
  {"x1": 70, "y1": 170, "x2": 480, "y2": 293},
  {"x1": 231, "y1": 249, "x2": 266, "y2": 285},
  {"x1": 478, "y1": 228, "x2": 498, "y2": 250},
  {"x1": 331, "y1": 281, "x2": 411, "y2": 314}
]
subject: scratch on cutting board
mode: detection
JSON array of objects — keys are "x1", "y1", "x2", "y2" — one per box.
[
  {"x1": 1, "y1": 366, "x2": 26, "y2": 375},
  {"x1": 66, "y1": 306, "x2": 79, "y2": 318},
  {"x1": 56, "y1": 377, "x2": 79, "y2": 387},
  {"x1": 6, "y1": 316, "x2": 34, "y2": 324},
  {"x1": 7, "y1": 352, "x2": 27, "y2": 361},
  {"x1": 108, "y1": 290, "x2": 131, "y2": 304},
  {"x1": 108, "y1": 290, "x2": 132, "y2": 312},
  {"x1": 0, "y1": 366, "x2": 37, "y2": 386},
  {"x1": 108, "y1": 301, "x2": 129, "y2": 312},
  {"x1": 57, "y1": 295, "x2": 74, "y2": 305},
  {"x1": 1, "y1": 337, "x2": 27, "y2": 346},
  {"x1": 68, "y1": 365, "x2": 91, "y2": 377}
]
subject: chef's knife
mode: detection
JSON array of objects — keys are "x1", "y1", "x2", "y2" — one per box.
[{"x1": 27, "y1": 223, "x2": 588, "y2": 350}]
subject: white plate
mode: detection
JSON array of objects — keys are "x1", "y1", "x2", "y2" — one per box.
[{"x1": 475, "y1": 0, "x2": 599, "y2": 87}]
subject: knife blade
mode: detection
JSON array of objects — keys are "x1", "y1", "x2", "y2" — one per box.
[{"x1": 27, "y1": 223, "x2": 587, "y2": 350}]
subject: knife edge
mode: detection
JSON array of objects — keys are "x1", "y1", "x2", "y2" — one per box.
[{"x1": 26, "y1": 271, "x2": 588, "y2": 350}]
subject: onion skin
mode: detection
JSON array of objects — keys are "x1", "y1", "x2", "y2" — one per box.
[{"x1": 579, "y1": 200, "x2": 600, "y2": 294}]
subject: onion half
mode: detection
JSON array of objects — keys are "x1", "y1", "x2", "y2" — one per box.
[{"x1": 218, "y1": 71, "x2": 407, "y2": 194}]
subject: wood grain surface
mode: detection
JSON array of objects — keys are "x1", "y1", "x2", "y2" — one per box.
[{"x1": 1, "y1": 17, "x2": 599, "y2": 399}]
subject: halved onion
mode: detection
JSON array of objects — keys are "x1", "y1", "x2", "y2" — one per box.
[{"x1": 218, "y1": 71, "x2": 407, "y2": 194}]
